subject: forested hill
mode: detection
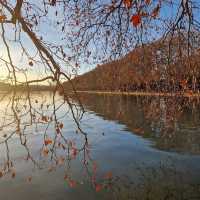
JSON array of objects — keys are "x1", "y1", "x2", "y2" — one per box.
[{"x1": 64, "y1": 38, "x2": 200, "y2": 92}]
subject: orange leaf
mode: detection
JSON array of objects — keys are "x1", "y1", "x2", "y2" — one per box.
[
  {"x1": 43, "y1": 148, "x2": 49, "y2": 156},
  {"x1": 59, "y1": 123, "x2": 64, "y2": 129},
  {"x1": 187, "y1": 90, "x2": 193, "y2": 96},
  {"x1": 44, "y1": 139, "x2": 52, "y2": 146},
  {"x1": 180, "y1": 79, "x2": 187, "y2": 88},
  {"x1": 11, "y1": 171, "x2": 16, "y2": 178},
  {"x1": 131, "y1": 14, "x2": 141, "y2": 27},
  {"x1": 123, "y1": 0, "x2": 132, "y2": 9},
  {"x1": 0, "y1": 15, "x2": 6, "y2": 22}
]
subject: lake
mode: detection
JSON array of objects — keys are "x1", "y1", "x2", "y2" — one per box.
[{"x1": 0, "y1": 91, "x2": 200, "y2": 200}]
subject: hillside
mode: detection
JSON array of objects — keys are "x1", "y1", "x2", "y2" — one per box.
[{"x1": 64, "y1": 37, "x2": 200, "y2": 92}]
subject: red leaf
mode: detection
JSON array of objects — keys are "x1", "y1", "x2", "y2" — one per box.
[
  {"x1": 56, "y1": 128, "x2": 60, "y2": 134},
  {"x1": 72, "y1": 147, "x2": 78, "y2": 158},
  {"x1": 64, "y1": 174, "x2": 68, "y2": 180},
  {"x1": 69, "y1": 180, "x2": 76, "y2": 188},
  {"x1": 131, "y1": 14, "x2": 141, "y2": 27},
  {"x1": 95, "y1": 184, "x2": 102, "y2": 192}
]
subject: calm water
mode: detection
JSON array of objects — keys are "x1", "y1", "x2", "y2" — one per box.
[{"x1": 0, "y1": 92, "x2": 200, "y2": 200}]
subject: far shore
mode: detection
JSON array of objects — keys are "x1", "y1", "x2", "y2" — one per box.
[{"x1": 73, "y1": 90, "x2": 200, "y2": 98}]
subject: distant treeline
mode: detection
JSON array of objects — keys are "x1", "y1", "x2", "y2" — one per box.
[
  {"x1": 64, "y1": 37, "x2": 200, "y2": 93},
  {"x1": 0, "y1": 82, "x2": 54, "y2": 91}
]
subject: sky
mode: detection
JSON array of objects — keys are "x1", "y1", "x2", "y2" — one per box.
[
  {"x1": 0, "y1": 0, "x2": 95, "y2": 84},
  {"x1": 0, "y1": 0, "x2": 200, "y2": 84}
]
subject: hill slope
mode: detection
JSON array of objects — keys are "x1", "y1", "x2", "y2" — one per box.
[{"x1": 64, "y1": 38, "x2": 200, "y2": 92}]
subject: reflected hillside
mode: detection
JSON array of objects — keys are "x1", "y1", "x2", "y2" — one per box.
[{"x1": 75, "y1": 94, "x2": 200, "y2": 154}]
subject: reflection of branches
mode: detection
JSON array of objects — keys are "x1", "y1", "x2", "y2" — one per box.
[
  {"x1": 0, "y1": 91, "x2": 90, "y2": 181},
  {"x1": 0, "y1": 0, "x2": 91, "y2": 180},
  {"x1": 0, "y1": 88, "x2": 108, "y2": 193}
]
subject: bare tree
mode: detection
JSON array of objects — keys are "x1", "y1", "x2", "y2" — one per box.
[{"x1": 0, "y1": 0, "x2": 200, "y2": 187}]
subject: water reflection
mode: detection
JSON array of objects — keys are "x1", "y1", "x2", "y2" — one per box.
[
  {"x1": 77, "y1": 93, "x2": 200, "y2": 154},
  {"x1": 0, "y1": 92, "x2": 199, "y2": 199}
]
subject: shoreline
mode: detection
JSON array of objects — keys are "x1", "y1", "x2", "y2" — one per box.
[{"x1": 74, "y1": 90, "x2": 200, "y2": 98}]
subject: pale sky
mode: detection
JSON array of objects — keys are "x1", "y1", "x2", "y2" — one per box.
[{"x1": 1, "y1": 0, "x2": 200, "y2": 85}]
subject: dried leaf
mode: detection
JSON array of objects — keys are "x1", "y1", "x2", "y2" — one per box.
[
  {"x1": 11, "y1": 171, "x2": 16, "y2": 178},
  {"x1": 42, "y1": 115, "x2": 48, "y2": 122},
  {"x1": 151, "y1": 5, "x2": 160, "y2": 18},
  {"x1": 27, "y1": 176, "x2": 32, "y2": 182},
  {"x1": 50, "y1": 0, "x2": 56, "y2": 6},
  {"x1": 29, "y1": 61, "x2": 33, "y2": 66},
  {"x1": 57, "y1": 157, "x2": 65, "y2": 165},
  {"x1": 0, "y1": 171, "x2": 3, "y2": 178}
]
